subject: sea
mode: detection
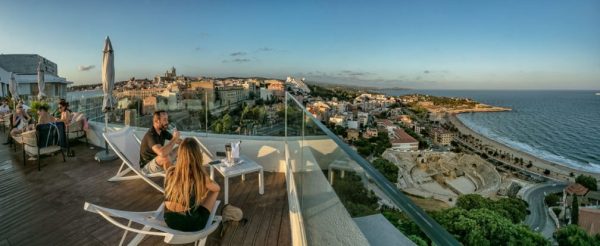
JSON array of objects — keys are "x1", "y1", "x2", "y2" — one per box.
[{"x1": 380, "y1": 90, "x2": 600, "y2": 174}]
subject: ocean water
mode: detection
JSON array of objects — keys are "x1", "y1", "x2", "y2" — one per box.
[{"x1": 382, "y1": 90, "x2": 600, "y2": 173}]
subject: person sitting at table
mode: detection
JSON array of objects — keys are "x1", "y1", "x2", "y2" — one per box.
[
  {"x1": 164, "y1": 138, "x2": 220, "y2": 232},
  {"x1": 0, "y1": 99, "x2": 10, "y2": 115},
  {"x1": 57, "y1": 100, "x2": 72, "y2": 127},
  {"x1": 36, "y1": 105, "x2": 56, "y2": 125},
  {"x1": 10, "y1": 104, "x2": 33, "y2": 137},
  {"x1": 140, "y1": 110, "x2": 182, "y2": 175}
]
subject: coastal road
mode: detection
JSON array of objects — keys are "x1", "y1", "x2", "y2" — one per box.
[{"x1": 522, "y1": 182, "x2": 567, "y2": 239}]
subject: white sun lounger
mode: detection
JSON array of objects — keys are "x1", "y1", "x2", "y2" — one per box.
[
  {"x1": 84, "y1": 200, "x2": 221, "y2": 246},
  {"x1": 104, "y1": 127, "x2": 165, "y2": 193}
]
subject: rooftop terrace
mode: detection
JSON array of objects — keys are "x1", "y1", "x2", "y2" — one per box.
[{"x1": 0, "y1": 137, "x2": 290, "y2": 245}]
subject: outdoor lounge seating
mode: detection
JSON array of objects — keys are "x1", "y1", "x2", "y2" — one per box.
[
  {"x1": 67, "y1": 112, "x2": 89, "y2": 146},
  {"x1": 104, "y1": 126, "x2": 165, "y2": 193},
  {"x1": 21, "y1": 122, "x2": 68, "y2": 171},
  {"x1": 1, "y1": 113, "x2": 10, "y2": 133},
  {"x1": 83, "y1": 201, "x2": 221, "y2": 246}
]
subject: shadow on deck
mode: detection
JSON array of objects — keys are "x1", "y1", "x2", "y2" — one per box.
[{"x1": 0, "y1": 133, "x2": 290, "y2": 246}]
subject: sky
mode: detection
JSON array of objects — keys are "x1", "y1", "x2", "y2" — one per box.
[{"x1": 1, "y1": 0, "x2": 599, "y2": 90}]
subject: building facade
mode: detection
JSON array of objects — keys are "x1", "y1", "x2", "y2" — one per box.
[{"x1": 0, "y1": 54, "x2": 70, "y2": 98}]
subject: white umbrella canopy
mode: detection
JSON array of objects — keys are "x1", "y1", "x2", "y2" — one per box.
[
  {"x1": 9, "y1": 72, "x2": 18, "y2": 101},
  {"x1": 102, "y1": 36, "x2": 115, "y2": 113},
  {"x1": 37, "y1": 58, "x2": 46, "y2": 100},
  {"x1": 96, "y1": 36, "x2": 118, "y2": 162}
]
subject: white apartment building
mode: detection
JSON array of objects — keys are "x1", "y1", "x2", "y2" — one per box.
[{"x1": 0, "y1": 54, "x2": 70, "y2": 98}]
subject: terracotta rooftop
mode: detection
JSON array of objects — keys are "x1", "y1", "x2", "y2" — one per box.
[
  {"x1": 565, "y1": 183, "x2": 589, "y2": 196},
  {"x1": 391, "y1": 128, "x2": 418, "y2": 144},
  {"x1": 578, "y1": 207, "x2": 600, "y2": 235}
]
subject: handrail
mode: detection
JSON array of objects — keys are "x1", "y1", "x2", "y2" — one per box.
[{"x1": 286, "y1": 92, "x2": 460, "y2": 246}]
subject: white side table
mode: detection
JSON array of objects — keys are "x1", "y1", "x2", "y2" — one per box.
[{"x1": 209, "y1": 156, "x2": 264, "y2": 204}]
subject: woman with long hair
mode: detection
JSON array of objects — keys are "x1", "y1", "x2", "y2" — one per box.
[
  {"x1": 164, "y1": 138, "x2": 220, "y2": 231},
  {"x1": 57, "y1": 101, "x2": 72, "y2": 126}
]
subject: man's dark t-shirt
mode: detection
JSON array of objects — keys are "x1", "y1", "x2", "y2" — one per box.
[{"x1": 140, "y1": 127, "x2": 173, "y2": 167}]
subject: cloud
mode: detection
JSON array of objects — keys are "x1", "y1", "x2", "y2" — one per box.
[
  {"x1": 257, "y1": 47, "x2": 273, "y2": 52},
  {"x1": 339, "y1": 70, "x2": 372, "y2": 77},
  {"x1": 222, "y1": 58, "x2": 251, "y2": 63},
  {"x1": 230, "y1": 51, "x2": 247, "y2": 56},
  {"x1": 195, "y1": 47, "x2": 202, "y2": 51},
  {"x1": 78, "y1": 65, "x2": 95, "y2": 71},
  {"x1": 423, "y1": 70, "x2": 430, "y2": 74}
]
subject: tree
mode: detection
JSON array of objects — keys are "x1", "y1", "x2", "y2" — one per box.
[
  {"x1": 331, "y1": 172, "x2": 378, "y2": 217},
  {"x1": 575, "y1": 175, "x2": 598, "y2": 191},
  {"x1": 408, "y1": 235, "x2": 428, "y2": 246},
  {"x1": 456, "y1": 194, "x2": 490, "y2": 211},
  {"x1": 571, "y1": 195, "x2": 579, "y2": 225},
  {"x1": 221, "y1": 114, "x2": 232, "y2": 133},
  {"x1": 456, "y1": 194, "x2": 528, "y2": 223},
  {"x1": 555, "y1": 225, "x2": 600, "y2": 246},
  {"x1": 545, "y1": 193, "x2": 560, "y2": 207},
  {"x1": 431, "y1": 208, "x2": 548, "y2": 246},
  {"x1": 371, "y1": 158, "x2": 399, "y2": 183}
]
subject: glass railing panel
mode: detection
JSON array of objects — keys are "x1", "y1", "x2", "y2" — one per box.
[{"x1": 287, "y1": 92, "x2": 460, "y2": 246}]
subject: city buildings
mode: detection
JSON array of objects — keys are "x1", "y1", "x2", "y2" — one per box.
[
  {"x1": 216, "y1": 85, "x2": 247, "y2": 107},
  {"x1": 0, "y1": 54, "x2": 70, "y2": 98},
  {"x1": 578, "y1": 208, "x2": 600, "y2": 236},
  {"x1": 267, "y1": 80, "x2": 285, "y2": 100},
  {"x1": 432, "y1": 127, "x2": 455, "y2": 146}
]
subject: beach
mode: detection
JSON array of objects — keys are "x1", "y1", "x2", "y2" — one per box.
[{"x1": 448, "y1": 114, "x2": 600, "y2": 182}]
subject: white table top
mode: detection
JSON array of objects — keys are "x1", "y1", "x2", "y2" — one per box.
[{"x1": 211, "y1": 156, "x2": 262, "y2": 177}]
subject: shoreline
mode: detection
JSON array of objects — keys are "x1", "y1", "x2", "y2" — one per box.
[{"x1": 447, "y1": 114, "x2": 600, "y2": 182}]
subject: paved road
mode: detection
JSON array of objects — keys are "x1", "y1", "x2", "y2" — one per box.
[{"x1": 523, "y1": 182, "x2": 567, "y2": 238}]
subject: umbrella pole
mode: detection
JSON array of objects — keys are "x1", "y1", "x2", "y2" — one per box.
[
  {"x1": 95, "y1": 111, "x2": 117, "y2": 162},
  {"x1": 104, "y1": 112, "x2": 109, "y2": 155}
]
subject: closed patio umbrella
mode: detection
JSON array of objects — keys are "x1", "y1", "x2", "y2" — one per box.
[
  {"x1": 9, "y1": 72, "x2": 19, "y2": 109},
  {"x1": 95, "y1": 36, "x2": 117, "y2": 162},
  {"x1": 37, "y1": 58, "x2": 46, "y2": 100}
]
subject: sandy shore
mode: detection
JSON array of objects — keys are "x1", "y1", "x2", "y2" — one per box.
[{"x1": 447, "y1": 114, "x2": 600, "y2": 182}]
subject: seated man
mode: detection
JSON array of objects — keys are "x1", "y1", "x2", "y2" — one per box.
[{"x1": 140, "y1": 110, "x2": 182, "y2": 175}]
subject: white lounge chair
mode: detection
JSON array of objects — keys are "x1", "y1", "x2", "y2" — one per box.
[
  {"x1": 105, "y1": 127, "x2": 165, "y2": 193},
  {"x1": 83, "y1": 200, "x2": 221, "y2": 246},
  {"x1": 193, "y1": 137, "x2": 215, "y2": 165},
  {"x1": 67, "y1": 112, "x2": 89, "y2": 147}
]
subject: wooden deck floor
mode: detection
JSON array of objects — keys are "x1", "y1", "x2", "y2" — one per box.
[{"x1": 0, "y1": 133, "x2": 290, "y2": 246}]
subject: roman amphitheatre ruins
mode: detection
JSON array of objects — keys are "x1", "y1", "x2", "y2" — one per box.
[{"x1": 383, "y1": 150, "x2": 502, "y2": 206}]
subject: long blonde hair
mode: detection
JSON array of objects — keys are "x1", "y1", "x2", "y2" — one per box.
[{"x1": 165, "y1": 138, "x2": 209, "y2": 211}]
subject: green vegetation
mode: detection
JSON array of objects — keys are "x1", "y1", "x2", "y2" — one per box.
[
  {"x1": 552, "y1": 207, "x2": 562, "y2": 217},
  {"x1": 353, "y1": 132, "x2": 391, "y2": 157},
  {"x1": 409, "y1": 106, "x2": 429, "y2": 119},
  {"x1": 407, "y1": 94, "x2": 478, "y2": 108},
  {"x1": 455, "y1": 194, "x2": 529, "y2": 223},
  {"x1": 386, "y1": 194, "x2": 545, "y2": 246},
  {"x1": 371, "y1": 158, "x2": 399, "y2": 183},
  {"x1": 571, "y1": 195, "x2": 579, "y2": 225},
  {"x1": 307, "y1": 84, "x2": 359, "y2": 101},
  {"x1": 545, "y1": 193, "x2": 561, "y2": 207},
  {"x1": 330, "y1": 172, "x2": 379, "y2": 217},
  {"x1": 554, "y1": 225, "x2": 600, "y2": 246},
  {"x1": 335, "y1": 179, "x2": 546, "y2": 246},
  {"x1": 576, "y1": 175, "x2": 598, "y2": 191}
]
